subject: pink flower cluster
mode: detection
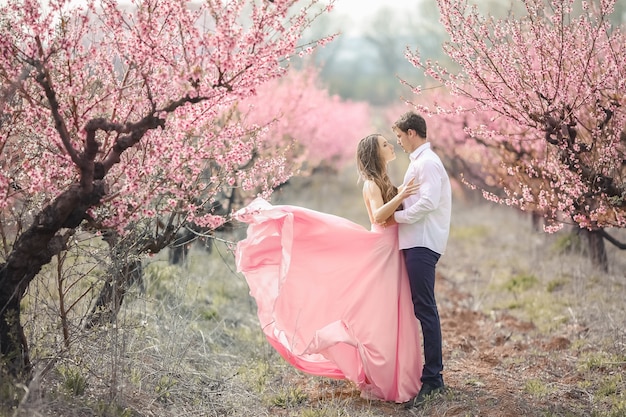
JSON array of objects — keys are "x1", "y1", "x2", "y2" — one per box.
[
  {"x1": 0, "y1": 0, "x2": 338, "y2": 236},
  {"x1": 401, "y1": 0, "x2": 626, "y2": 231}
]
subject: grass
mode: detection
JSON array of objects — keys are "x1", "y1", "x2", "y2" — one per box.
[
  {"x1": 449, "y1": 224, "x2": 490, "y2": 241},
  {"x1": 3, "y1": 169, "x2": 626, "y2": 417},
  {"x1": 523, "y1": 379, "x2": 552, "y2": 398},
  {"x1": 58, "y1": 365, "x2": 87, "y2": 396}
]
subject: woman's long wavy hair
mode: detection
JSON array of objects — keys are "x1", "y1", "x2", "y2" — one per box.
[{"x1": 356, "y1": 134, "x2": 397, "y2": 204}]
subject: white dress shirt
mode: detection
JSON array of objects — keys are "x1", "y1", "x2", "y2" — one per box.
[{"x1": 394, "y1": 142, "x2": 452, "y2": 254}]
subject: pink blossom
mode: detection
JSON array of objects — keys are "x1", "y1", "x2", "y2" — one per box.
[
  {"x1": 399, "y1": 0, "x2": 626, "y2": 231},
  {"x1": 0, "y1": 0, "x2": 338, "y2": 240}
]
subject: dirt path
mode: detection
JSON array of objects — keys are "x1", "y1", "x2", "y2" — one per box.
[
  {"x1": 430, "y1": 273, "x2": 591, "y2": 417},
  {"x1": 281, "y1": 271, "x2": 598, "y2": 417},
  {"x1": 268, "y1": 178, "x2": 624, "y2": 416}
]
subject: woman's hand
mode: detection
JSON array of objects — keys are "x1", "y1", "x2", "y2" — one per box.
[
  {"x1": 366, "y1": 178, "x2": 419, "y2": 225},
  {"x1": 397, "y1": 178, "x2": 419, "y2": 200},
  {"x1": 382, "y1": 216, "x2": 397, "y2": 228}
]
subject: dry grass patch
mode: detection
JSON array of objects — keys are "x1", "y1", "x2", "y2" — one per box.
[{"x1": 3, "y1": 169, "x2": 626, "y2": 417}]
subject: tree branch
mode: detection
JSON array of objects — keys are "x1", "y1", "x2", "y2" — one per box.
[
  {"x1": 0, "y1": 66, "x2": 31, "y2": 129},
  {"x1": 597, "y1": 229, "x2": 626, "y2": 250},
  {"x1": 33, "y1": 36, "x2": 82, "y2": 168}
]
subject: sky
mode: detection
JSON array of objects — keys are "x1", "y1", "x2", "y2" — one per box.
[
  {"x1": 329, "y1": 0, "x2": 419, "y2": 17},
  {"x1": 321, "y1": 0, "x2": 424, "y2": 36}
]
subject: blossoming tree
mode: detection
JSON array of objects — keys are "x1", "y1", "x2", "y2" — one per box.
[
  {"x1": 85, "y1": 66, "x2": 371, "y2": 329},
  {"x1": 240, "y1": 66, "x2": 371, "y2": 175},
  {"x1": 0, "y1": 0, "x2": 338, "y2": 376},
  {"x1": 404, "y1": 0, "x2": 626, "y2": 270}
]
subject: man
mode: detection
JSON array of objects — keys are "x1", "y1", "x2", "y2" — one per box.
[{"x1": 392, "y1": 111, "x2": 452, "y2": 409}]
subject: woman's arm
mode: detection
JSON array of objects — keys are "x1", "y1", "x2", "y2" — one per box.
[
  {"x1": 364, "y1": 179, "x2": 418, "y2": 224},
  {"x1": 394, "y1": 160, "x2": 442, "y2": 224}
]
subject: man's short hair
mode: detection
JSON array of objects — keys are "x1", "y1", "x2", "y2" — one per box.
[{"x1": 394, "y1": 111, "x2": 427, "y2": 138}]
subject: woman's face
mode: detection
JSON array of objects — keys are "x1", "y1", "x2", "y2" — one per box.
[{"x1": 377, "y1": 135, "x2": 396, "y2": 163}]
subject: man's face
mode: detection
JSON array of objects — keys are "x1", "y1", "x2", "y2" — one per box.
[{"x1": 393, "y1": 126, "x2": 413, "y2": 153}]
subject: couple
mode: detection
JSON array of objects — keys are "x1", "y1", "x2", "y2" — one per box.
[{"x1": 234, "y1": 111, "x2": 452, "y2": 407}]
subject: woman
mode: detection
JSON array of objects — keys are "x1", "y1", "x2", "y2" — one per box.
[{"x1": 234, "y1": 134, "x2": 422, "y2": 402}]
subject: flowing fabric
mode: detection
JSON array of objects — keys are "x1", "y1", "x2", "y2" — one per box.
[{"x1": 234, "y1": 198, "x2": 422, "y2": 402}]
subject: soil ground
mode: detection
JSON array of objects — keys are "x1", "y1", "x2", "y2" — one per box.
[
  {"x1": 4, "y1": 172, "x2": 626, "y2": 417},
  {"x1": 261, "y1": 174, "x2": 626, "y2": 417}
]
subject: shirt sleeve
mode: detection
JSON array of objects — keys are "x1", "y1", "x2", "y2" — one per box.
[{"x1": 394, "y1": 159, "x2": 442, "y2": 224}]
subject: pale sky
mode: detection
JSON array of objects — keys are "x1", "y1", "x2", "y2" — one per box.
[
  {"x1": 329, "y1": 0, "x2": 418, "y2": 18},
  {"x1": 323, "y1": 0, "x2": 423, "y2": 35}
]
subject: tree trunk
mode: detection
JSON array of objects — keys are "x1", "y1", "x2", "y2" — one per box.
[
  {"x1": 584, "y1": 229, "x2": 609, "y2": 273},
  {"x1": 168, "y1": 229, "x2": 194, "y2": 265},
  {"x1": 0, "y1": 290, "x2": 30, "y2": 376},
  {"x1": 531, "y1": 212, "x2": 543, "y2": 232},
  {"x1": 84, "y1": 258, "x2": 143, "y2": 329},
  {"x1": 0, "y1": 223, "x2": 72, "y2": 376},
  {"x1": 0, "y1": 183, "x2": 102, "y2": 377}
]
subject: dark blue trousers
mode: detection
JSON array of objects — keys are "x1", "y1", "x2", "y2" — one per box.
[{"x1": 403, "y1": 246, "x2": 444, "y2": 388}]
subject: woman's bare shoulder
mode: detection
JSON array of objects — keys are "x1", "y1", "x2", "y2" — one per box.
[{"x1": 362, "y1": 180, "x2": 381, "y2": 196}]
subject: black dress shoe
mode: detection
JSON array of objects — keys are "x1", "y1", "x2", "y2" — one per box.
[{"x1": 403, "y1": 383, "x2": 445, "y2": 409}]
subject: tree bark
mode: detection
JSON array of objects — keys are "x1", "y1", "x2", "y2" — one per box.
[
  {"x1": 0, "y1": 182, "x2": 103, "y2": 376},
  {"x1": 584, "y1": 229, "x2": 609, "y2": 273},
  {"x1": 84, "y1": 250, "x2": 143, "y2": 330},
  {"x1": 531, "y1": 212, "x2": 543, "y2": 232}
]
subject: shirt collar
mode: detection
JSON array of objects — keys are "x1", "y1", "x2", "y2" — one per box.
[{"x1": 409, "y1": 142, "x2": 430, "y2": 161}]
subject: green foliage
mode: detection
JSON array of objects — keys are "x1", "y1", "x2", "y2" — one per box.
[
  {"x1": 200, "y1": 307, "x2": 219, "y2": 321},
  {"x1": 0, "y1": 370, "x2": 23, "y2": 414},
  {"x1": 155, "y1": 375, "x2": 178, "y2": 403},
  {"x1": 597, "y1": 374, "x2": 622, "y2": 397},
  {"x1": 144, "y1": 263, "x2": 183, "y2": 302},
  {"x1": 450, "y1": 224, "x2": 490, "y2": 241},
  {"x1": 607, "y1": 399, "x2": 626, "y2": 417},
  {"x1": 58, "y1": 365, "x2": 87, "y2": 396},
  {"x1": 246, "y1": 361, "x2": 272, "y2": 393},
  {"x1": 208, "y1": 282, "x2": 239, "y2": 308},
  {"x1": 551, "y1": 232, "x2": 582, "y2": 254},
  {"x1": 301, "y1": 407, "x2": 347, "y2": 417},
  {"x1": 503, "y1": 273, "x2": 538, "y2": 294},
  {"x1": 95, "y1": 401, "x2": 134, "y2": 417},
  {"x1": 130, "y1": 368, "x2": 142, "y2": 388},
  {"x1": 524, "y1": 379, "x2": 551, "y2": 397},
  {"x1": 546, "y1": 277, "x2": 569, "y2": 293},
  {"x1": 578, "y1": 352, "x2": 622, "y2": 372},
  {"x1": 464, "y1": 377, "x2": 486, "y2": 387},
  {"x1": 505, "y1": 300, "x2": 524, "y2": 310},
  {"x1": 268, "y1": 386, "x2": 308, "y2": 408}
]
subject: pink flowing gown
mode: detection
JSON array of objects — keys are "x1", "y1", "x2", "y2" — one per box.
[{"x1": 234, "y1": 198, "x2": 422, "y2": 402}]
